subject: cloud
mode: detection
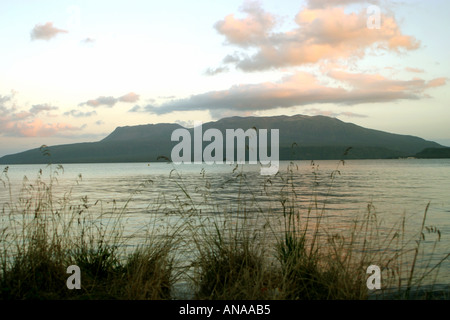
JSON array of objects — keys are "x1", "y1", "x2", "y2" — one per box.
[
  {"x1": 81, "y1": 37, "x2": 95, "y2": 44},
  {"x1": 80, "y1": 96, "x2": 117, "y2": 107},
  {"x1": 128, "y1": 105, "x2": 141, "y2": 113},
  {"x1": 30, "y1": 22, "x2": 68, "y2": 41},
  {"x1": 1, "y1": 118, "x2": 82, "y2": 137},
  {"x1": 79, "y1": 92, "x2": 140, "y2": 107},
  {"x1": 174, "y1": 119, "x2": 196, "y2": 128},
  {"x1": 327, "y1": 71, "x2": 447, "y2": 99},
  {"x1": 0, "y1": 93, "x2": 82, "y2": 137},
  {"x1": 158, "y1": 96, "x2": 175, "y2": 100},
  {"x1": 0, "y1": 95, "x2": 11, "y2": 104},
  {"x1": 303, "y1": 108, "x2": 368, "y2": 118},
  {"x1": 118, "y1": 92, "x2": 140, "y2": 103},
  {"x1": 0, "y1": 93, "x2": 15, "y2": 114},
  {"x1": 29, "y1": 104, "x2": 58, "y2": 114},
  {"x1": 204, "y1": 66, "x2": 230, "y2": 76},
  {"x1": 11, "y1": 111, "x2": 33, "y2": 120},
  {"x1": 63, "y1": 110, "x2": 98, "y2": 118},
  {"x1": 426, "y1": 77, "x2": 447, "y2": 88},
  {"x1": 404, "y1": 67, "x2": 424, "y2": 73},
  {"x1": 140, "y1": 71, "x2": 446, "y2": 116},
  {"x1": 214, "y1": 1, "x2": 277, "y2": 48},
  {"x1": 306, "y1": 0, "x2": 379, "y2": 9},
  {"x1": 339, "y1": 111, "x2": 369, "y2": 118},
  {"x1": 213, "y1": 2, "x2": 420, "y2": 72}
]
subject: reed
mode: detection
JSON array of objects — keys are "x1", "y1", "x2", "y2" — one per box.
[
  {"x1": 0, "y1": 160, "x2": 448, "y2": 300},
  {"x1": 0, "y1": 164, "x2": 179, "y2": 300}
]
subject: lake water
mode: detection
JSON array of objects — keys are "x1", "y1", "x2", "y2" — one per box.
[{"x1": 1, "y1": 159, "x2": 450, "y2": 295}]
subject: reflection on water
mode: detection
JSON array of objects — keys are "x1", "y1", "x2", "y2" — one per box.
[{"x1": 1, "y1": 159, "x2": 450, "y2": 290}]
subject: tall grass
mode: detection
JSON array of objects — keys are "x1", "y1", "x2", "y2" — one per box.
[
  {"x1": 0, "y1": 164, "x2": 179, "y2": 300},
  {"x1": 0, "y1": 160, "x2": 448, "y2": 300}
]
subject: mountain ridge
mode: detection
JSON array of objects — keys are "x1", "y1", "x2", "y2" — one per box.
[{"x1": 0, "y1": 114, "x2": 443, "y2": 164}]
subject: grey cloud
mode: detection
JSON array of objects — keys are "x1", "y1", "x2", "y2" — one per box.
[
  {"x1": 128, "y1": 105, "x2": 141, "y2": 113},
  {"x1": 0, "y1": 95, "x2": 11, "y2": 104},
  {"x1": 139, "y1": 72, "x2": 446, "y2": 116},
  {"x1": 80, "y1": 96, "x2": 117, "y2": 107},
  {"x1": 81, "y1": 37, "x2": 95, "y2": 44},
  {"x1": 64, "y1": 110, "x2": 98, "y2": 117},
  {"x1": 204, "y1": 66, "x2": 230, "y2": 76},
  {"x1": 303, "y1": 108, "x2": 368, "y2": 118},
  {"x1": 30, "y1": 104, "x2": 58, "y2": 114},
  {"x1": 157, "y1": 96, "x2": 175, "y2": 100},
  {"x1": 79, "y1": 92, "x2": 139, "y2": 108},
  {"x1": 306, "y1": 0, "x2": 379, "y2": 9},
  {"x1": 339, "y1": 111, "x2": 369, "y2": 118}
]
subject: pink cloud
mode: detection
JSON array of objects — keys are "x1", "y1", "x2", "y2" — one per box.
[
  {"x1": 405, "y1": 67, "x2": 425, "y2": 73},
  {"x1": 214, "y1": 1, "x2": 276, "y2": 47},
  {"x1": 5, "y1": 118, "x2": 81, "y2": 137},
  {"x1": 30, "y1": 22, "x2": 68, "y2": 41},
  {"x1": 119, "y1": 92, "x2": 140, "y2": 103},
  {"x1": 328, "y1": 71, "x2": 447, "y2": 96},
  {"x1": 1, "y1": 94, "x2": 83, "y2": 138},
  {"x1": 213, "y1": 3, "x2": 420, "y2": 72},
  {"x1": 12, "y1": 111, "x2": 33, "y2": 120},
  {"x1": 426, "y1": 77, "x2": 447, "y2": 88}
]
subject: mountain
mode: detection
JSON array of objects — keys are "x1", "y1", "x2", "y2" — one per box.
[
  {"x1": 415, "y1": 147, "x2": 450, "y2": 159},
  {"x1": 0, "y1": 114, "x2": 443, "y2": 164}
]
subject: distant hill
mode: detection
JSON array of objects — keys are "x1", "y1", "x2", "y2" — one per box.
[
  {"x1": 0, "y1": 114, "x2": 443, "y2": 164},
  {"x1": 414, "y1": 147, "x2": 450, "y2": 159}
]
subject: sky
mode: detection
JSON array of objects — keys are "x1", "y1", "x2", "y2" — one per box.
[{"x1": 0, "y1": 0, "x2": 449, "y2": 157}]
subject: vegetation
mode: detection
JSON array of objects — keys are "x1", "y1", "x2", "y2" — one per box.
[
  {"x1": 0, "y1": 159, "x2": 448, "y2": 300},
  {"x1": 0, "y1": 114, "x2": 443, "y2": 164},
  {"x1": 415, "y1": 147, "x2": 450, "y2": 159}
]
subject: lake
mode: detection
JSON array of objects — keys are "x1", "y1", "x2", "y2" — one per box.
[{"x1": 1, "y1": 159, "x2": 449, "y2": 295}]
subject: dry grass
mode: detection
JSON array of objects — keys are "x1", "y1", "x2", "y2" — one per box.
[
  {"x1": 0, "y1": 164, "x2": 179, "y2": 300},
  {"x1": 0, "y1": 160, "x2": 448, "y2": 300}
]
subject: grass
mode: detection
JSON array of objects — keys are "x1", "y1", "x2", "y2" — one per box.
[
  {"x1": 0, "y1": 160, "x2": 448, "y2": 300},
  {"x1": 192, "y1": 221, "x2": 273, "y2": 300},
  {"x1": 0, "y1": 164, "x2": 178, "y2": 300}
]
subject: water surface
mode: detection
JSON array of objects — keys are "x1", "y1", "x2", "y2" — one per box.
[{"x1": 1, "y1": 159, "x2": 449, "y2": 291}]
